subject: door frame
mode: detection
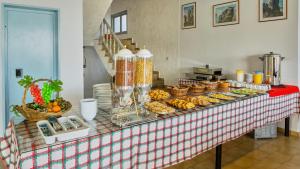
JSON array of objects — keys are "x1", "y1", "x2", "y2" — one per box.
[{"x1": 2, "y1": 4, "x2": 59, "y2": 127}]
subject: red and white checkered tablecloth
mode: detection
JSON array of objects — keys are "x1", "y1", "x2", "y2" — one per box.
[
  {"x1": 1, "y1": 91, "x2": 299, "y2": 168},
  {"x1": 178, "y1": 78, "x2": 300, "y2": 121},
  {"x1": 178, "y1": 79, "x2": 203, "y2": 86},
  {"x1": 267, "y1": 92, "x2": 299, "y2": 123}
]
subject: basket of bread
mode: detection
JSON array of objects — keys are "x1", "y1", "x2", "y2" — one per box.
[
  {"x1": 168, "y1": 86, "x2": 189, "y2": 97},
  {"x1": 188, "y1": 84, "x2": 206, "y2": 94},
  {"x1": 218, "y1": 81, "x2": 230, "y2": 92},
  {"x1": 202, "y1": 81, "x2": 218, "y2": 92}
]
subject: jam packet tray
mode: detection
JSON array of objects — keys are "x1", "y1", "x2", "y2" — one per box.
[
  {"x1": 36, "y1": 121, "x2": 57, "y2": 144},
  {"x1": 36, "y1": 115, "x2": 90, "y2": 144},
  {"x1": 56, "y1": 116, "x2": 90, "y2": 142}
]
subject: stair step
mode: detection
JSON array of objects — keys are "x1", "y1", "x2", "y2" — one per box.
[
  {"x1": 121, "y1": 38, "x2": 133, "y2": 42},
  {"x1": 153, "y1": 78, "x2": 164, "y2": 83},
  {"x1": 121, "y1": 41, "x2": 136, "y2": 46},
  {"x1": 153, "y1": 71, "x2": 159, "y2": 80},
  {"x1": 108, "y1": 57, "x2": 113, "y2": 63}
]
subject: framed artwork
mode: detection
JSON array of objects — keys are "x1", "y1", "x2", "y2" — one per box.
[
  {"x1": 213, "y1": 1, "x2": 240, "y2": 27},
  {"x1": 182, "y1": 2, "x2": 196, "y2": 29},
  {"x1": 259, "y1": 0, "x2": 287, "y2": 22}
]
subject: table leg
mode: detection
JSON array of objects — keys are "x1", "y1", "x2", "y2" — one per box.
[
  {"x1": 285, "y1": 117, "x2": 290, "y2": 137},
  {"x1": 215, "y1": 144, "x2": 222, "y2": 169}
]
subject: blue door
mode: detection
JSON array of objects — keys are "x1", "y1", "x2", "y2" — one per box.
[{"x1": 4, "y1": 5, "x2": 58, "y2": 125}]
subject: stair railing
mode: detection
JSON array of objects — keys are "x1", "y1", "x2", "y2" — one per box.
[{"x1": 99, "y1": 19, "x2": 124, "y2": 70}]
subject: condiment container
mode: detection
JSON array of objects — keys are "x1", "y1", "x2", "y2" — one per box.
[
  {"x1": 114, "y1": 49, "x2": 135, "y2": 89},
  {"x1": 236, "y1": 70, "x2": 244, "y2": 82},
  {"x1": 36, "y1": 121, "x2": 56, "y2": 144},
  {"x1": 135, "y1": 48, "x2": 153, "y2": 104},
  {"x1": 135, "y1": 49, "x2": 153, "y2": 87},
  {"x1": 114, "y1": 49, "x2": 135, "y2": 107},
  {"x1": 245, "y1": 73, "x2": 253, "y2": 83},
  {"x1": 57, "y1": 116, "x2": 90, "y2": 142},
  {"x1": 253, "y1": 71, "x2": 263, "y2": 85}
]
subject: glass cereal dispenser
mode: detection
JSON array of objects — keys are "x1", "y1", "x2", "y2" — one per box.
[
  {"x1": 135, "y1": 48, "x2": 153, "y2": 104},
  {"x1": 114, "y1": 48, "x2": 135, "y2": 107}
]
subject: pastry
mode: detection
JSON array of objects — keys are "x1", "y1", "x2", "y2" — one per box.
[
  {"x1": 231, "y1": 89, "x2": 265, "y2": 95},
  {"x1": 181, "y1": 96, "x2": 211, "y2": 107},
  {"x1": 197, "y1": 96, "x2": 221, "y2": 103},
  {"x1": 209, "y1": 94, "x2": 235, "y2": 101},
  {"x1": 149, "y1": 89, "x2": 170, "y2": 101},
  {"x1": 167, "y1": 99, "x2": 195, "y2": 110},
  {"x1": 145, "y1": 101, "x2": 175, "y2": 114}
]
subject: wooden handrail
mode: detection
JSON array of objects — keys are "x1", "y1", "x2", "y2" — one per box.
[
  {"x1": 98, "y1": 18, "x2": 127, "y2": 72},
  {"x1": 102, "y1": 19, "x2": 124, "y2": 49}
]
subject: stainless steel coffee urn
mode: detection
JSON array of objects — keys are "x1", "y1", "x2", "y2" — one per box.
[{"x1": 259, "y1": 52, "x2": 285, "y2": 86}]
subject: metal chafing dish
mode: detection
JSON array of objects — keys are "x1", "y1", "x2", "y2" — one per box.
[{"x1": 185, "y1": 65, "x2": 226, "y2": 81}]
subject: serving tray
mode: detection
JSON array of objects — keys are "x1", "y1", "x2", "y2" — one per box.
[{"x1": 36, "y1": 115, "x2": 90, "y2": 144}]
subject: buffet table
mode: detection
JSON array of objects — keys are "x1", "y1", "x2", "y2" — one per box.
[{"x1": 1, "y1": 85, "x2": 299, "y2": 169}]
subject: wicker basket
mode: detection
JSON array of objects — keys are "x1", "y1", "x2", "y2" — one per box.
[
  {"x1": 202, "y1": 82, "x2": 218, "y2": 92},
  {"x1": 15, "y1": 79, "x2": 72, "y2": 121},
  {"x1": 189, "y1": 84, "x2": 206, "y2": 94},
  {"x1": 218, "y1": 82, "x2": 230, "y2": 89},
  {"x1": 168, "y1": 86, "x2": 189, "y2": 97}
]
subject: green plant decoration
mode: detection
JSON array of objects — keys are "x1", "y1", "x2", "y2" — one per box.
[
  {"x1": 10, "y1": 105, "x2": 21, "y2": 117},
  {"x1": 18, "y1": 75, "x2": 33, "y2": 88},
  {"x1": 50, "y1": 80, "x2": 63, "y2": 92},
  {"x1": 42, "y1": 82, "x2": 53, "y2": 104}
]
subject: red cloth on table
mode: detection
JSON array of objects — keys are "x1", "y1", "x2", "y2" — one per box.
[{"x1": 268, "y1": 85, "x2": 299, "y2": 97}]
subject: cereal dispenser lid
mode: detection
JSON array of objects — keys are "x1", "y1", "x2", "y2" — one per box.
[
  {"x1": 115, "y1": 48, "x2": 135, "y2": 58},
  {"x1": 136, "y1": 49, "x2": 153, "y2": 58}
]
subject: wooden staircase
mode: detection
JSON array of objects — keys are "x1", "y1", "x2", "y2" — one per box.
[
  {"x1": 120, "y1": 38, "x2": 165, "y2": 88},
  {"x1": 120, "y1": 38, "x2": 140, "y2": 54},
  {"x1": 152, "y1": 71, "x2": 165, "y2": 88},
  {"x1": 94, "y1": 19, "x2": 165, "y2": 88}
]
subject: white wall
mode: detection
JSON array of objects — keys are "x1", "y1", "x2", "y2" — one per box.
[
  {"x1": 180, "y1": 0, "x2": 298, "y2": 85},
  {"x1": 0, "y1": 0, "x2": 84, "y2": 135},
  {"x1": 84, "y1": 47, "x2": 111, "y2": 98},
  {"x1": 110, "y1": 0, "x2": 181, "y2": 85},
  {"x1": 83, "y1": 0, "x2": 113, "y2": 46}
]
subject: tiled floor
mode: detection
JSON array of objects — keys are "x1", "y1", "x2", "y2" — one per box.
[
  {"x1": 166, "y1": 133, "x2": 300, "y2": 169},
  {"x1": 0, "y1": 160, "x2": 4, "y2": 169}
]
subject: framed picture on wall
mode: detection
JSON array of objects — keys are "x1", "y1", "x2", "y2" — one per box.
[
  {"x1": 182, "y1": 2, "x2": 196, "y2": 29},
  {"x1": 213, "y1": 1, "x2": 240, "y2": 27},
  {"x1": 259, "y1": 0, "x2": 287, "y2": 22}
]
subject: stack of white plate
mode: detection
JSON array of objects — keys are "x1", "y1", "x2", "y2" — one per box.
[{"x1": 93, "y1": 83, "x2": 113, "y2": 111}]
